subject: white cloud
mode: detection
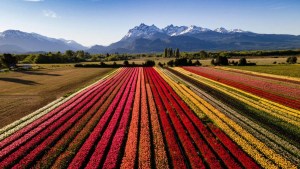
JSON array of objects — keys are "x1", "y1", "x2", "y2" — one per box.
[
  {"x1": 24, "y1": 0, "x2": 44, "y2": 2},
  {"x1": 43, "y1": 10, "x2": 58, "y2": 18}
]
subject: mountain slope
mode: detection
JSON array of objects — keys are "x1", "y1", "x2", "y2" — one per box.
[
  {"x1": 0, "y1": 30, "x2": 87, "y2": 53},
  {"x1": 87, "y1": 23, "x2": 300, "y2": 53}
]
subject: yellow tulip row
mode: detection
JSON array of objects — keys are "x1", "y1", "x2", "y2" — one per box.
[
  {"x1": 160, "y1": 68, "x2": 300, "y2": 162},
  {"x1": 173, "y1": 67, "x2": 300, "y2": 126},
  {"x1": 155, "y1": 67, "x2": 297, "y2": 169},
  {"x1": 158, "y1": 68, "x2": 206, "y2": 119},
  {"x1": 176, "y1": 67, "x2": 300, "y2": 116}
]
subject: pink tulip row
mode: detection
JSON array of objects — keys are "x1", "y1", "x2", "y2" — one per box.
[
  {"x1": 67, "y1": 68, "x2": 135, "y2": 169},
  {"x1": 0, "y1": 68, "x2": 129, "y2": 168},
  {"x1": 0, "y1": 67, "x2": 262, "y2": 168},
  {"x1": 100, "y1": 68, "x2": 138, "y2": 169},
  {"x1": 32, "y1": 68, "x2": 131, "y2": 168},
  {"x1": 83, "y1": 68, "x2": 137, "y2": 169},
  {"x1": 183, "y1": 66, "x2": 300, "y2": 110},
  {"x1": 0, "y1": 69, "x2": 121, "y2": 168},
  {"x1": 51, "y1": 68, "x2": 132, "y2": 168}
]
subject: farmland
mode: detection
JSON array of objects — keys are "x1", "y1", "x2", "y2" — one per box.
[
  {"x1": 0, "y1": 65, "x2": 299, "y2": 168},
  {"x1": 0, "y1": 67, "x2": 114, "y2": 128}
]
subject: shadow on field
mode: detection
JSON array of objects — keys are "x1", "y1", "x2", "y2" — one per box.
[
  {"x1": 19, "y1": 71, "x2": 61, "y2": 76},
  {"x1": 0, "y1": 78, "x2": 40, "y2": 85}
]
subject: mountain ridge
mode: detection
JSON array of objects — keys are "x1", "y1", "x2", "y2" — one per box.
[{"x1": 1, "y1": 24, "x2": 300, "y2": 54}]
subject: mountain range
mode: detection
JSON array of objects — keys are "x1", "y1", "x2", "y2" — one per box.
[{"x1": 1, "y1": 23, "x2": 300, "y2": 54}]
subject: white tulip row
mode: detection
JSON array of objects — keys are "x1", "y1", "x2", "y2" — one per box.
[{"x1": 0, "y1": 69, "x2": 120, "y2": 141}]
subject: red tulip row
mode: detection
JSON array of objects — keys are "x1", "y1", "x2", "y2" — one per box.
[
  {"x1": 101, "y1": 68, "x2": 138, "y2": 169},
  {"x1": 185, "y1": 66, "x2": 300, "y2": 99},
  {"x1": 33, "y1": 68, "x2": 131, "y2": 168},
  {"x1": 0, "y1": 67, "x2": 261, "y2": 168},
  {"x1": 155, "y1": 69, "x2": 241, "y2": 168},
  {"x1": 51, "y1": 68, "x2": 132, "y2": 168},
  {"x1": 223, "y1": 67, "x2": 300, "y2": 85},
  {"x1": 149, "y1": 67, "x2": 260, "y2": 168},
  {"x1": 13, "y1": 69, "x2": 127, "y2": 169},
  {"x1": 0, "y1": 70, "x2": 117, "y2": 168},
  {"x1": 146, "y1": 68, "x2": 187, "y2": 169},
  {"x1": 83, "y1": 68, "x2": 137, "y2": 169},
  {"x1": 67, "y1": 68, "x2": 136, "y2": 169},
  {"x1": 207, "y1": 123, "x2": 260, "y2": 169},
  {"x1": 147, "y1": 68, "x2": 206, "y2": 169},
  {"x1": 183, "y1": 66, "x2": 300, "y2": 110}
]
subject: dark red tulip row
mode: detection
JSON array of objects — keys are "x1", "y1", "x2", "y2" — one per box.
[
  {"x1": 148, "y1": 68, "x2": 207, "y2": 169},
  {"x1": 208, "y1": 123, "x2": 260, "y2": 169},
  {"x1": 0, "y1": 70, "x2": 124, "y2": 168},
  {"x1": 0, "y1": 67, "x2": 260, "y2": 169},
  {"x1": 67, "y1": 68, "x2": 136, "y2": 169},
  {"x1": 32, "y1": 68, "x2": 131, "y2": 168},
  {"x1": 183, "y1": 66, "x2": 300, "y2": 110}
]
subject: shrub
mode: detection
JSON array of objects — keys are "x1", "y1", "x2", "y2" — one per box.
[
  {"x1": 167, "y1": 60, "x2": 174, "y2": 67},
  {"x1": 194, "y1": 60, "x2": 202, "y2": 66},
  {"x1": 211, "y1": 56, "x2": 228, "y2": 66},
  {"x1": 158, "y1": 62, "x2": 163, "y2": 67},
  {"x1": 144, "y1": 60, "x2": 155, "y2": 67},
  {"x1": 287, "y1": 56, "x2": 297, "y2": 64},
  {"x1": 123, "y1": 60, "x2": 129, "y2": 66},
  {"x1": 238, "y1": 58, "x2": 247, "y2": 66}
]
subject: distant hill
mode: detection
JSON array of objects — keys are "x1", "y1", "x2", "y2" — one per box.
[
  {"x1": 0, "y1": 30, "x2": 87, "y2": 53},
  {"x1": 1, "y1": 24, "x2": 300, "y2": 54}
]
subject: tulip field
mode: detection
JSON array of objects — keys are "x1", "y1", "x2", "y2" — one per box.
[{"x1": 0, "y1": 66, "x2": 299, "y2": 169}]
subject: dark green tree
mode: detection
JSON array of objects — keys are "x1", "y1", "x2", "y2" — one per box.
[
  {"x1": 1, "y1": 53, "x2": 17, "y2": 69},
  {"x1": 164, "y1": 48, "x2": 168, "y2": 57},
  {"x1": 169, "y1": 48, "x2": 173, "y2": 57},
  {"x1": 65, "y1": 50, "x2": 75, "y2": 57},
  {"x1": 199, "y1": 50, "x2": 208, "y2": 59},
  {"x1": 238, "y1": 58, "x2": 247, "y2": 66},
  {"x1": 175, "y1": 48, "x2": 180, "y2": 58}
]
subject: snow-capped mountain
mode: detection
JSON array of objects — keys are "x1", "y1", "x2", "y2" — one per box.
[
  {"x1": 122, "y1": 23, "x2": 248, "y2": 40},
  {"x1": 214, "y1": 27, "x2": 229, "y2": 33},
  {"x1": 162, "y1": 25, "x2": 188, "y2": 36},
  {"x1": 88, "y1": 23, "x2": 300, "y2": 54},
  {"x1": 0, "y1": 30, "x2": 87, "y2": 53},
  {"x1": 179, "y1": 25, "x2": 211, "y2": 35},
  {"x1": 122, "y1": 23, "x2": 163, "y2": 40}
]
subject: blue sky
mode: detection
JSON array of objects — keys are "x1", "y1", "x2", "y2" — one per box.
[{"x1": 0, "y1": 0, "x2": 300, "y2": 46}]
